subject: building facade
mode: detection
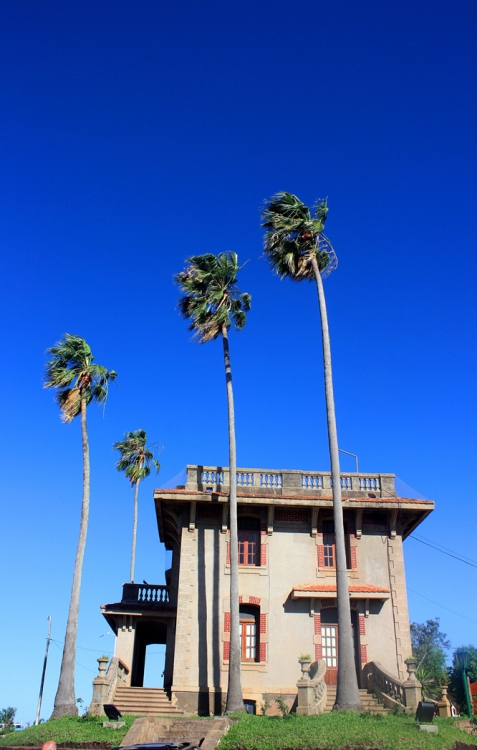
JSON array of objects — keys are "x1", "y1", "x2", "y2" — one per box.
[{"x1": 98, "y1": 465, "x2": 433, "y2": 715}]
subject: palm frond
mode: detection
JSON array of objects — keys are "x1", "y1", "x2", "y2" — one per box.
[
  {"x1": 44, "y1": 334, "x2": 116, "y2": 422},
  {"x1": 175, "y1": 251, "x2": 251, "y2": 343},
  {"x1": 114, "y1": 429, "x2": 161, "y2": 485},
  {"x1": 261, "y1": 192, "x2": 331, "y2": 281}
]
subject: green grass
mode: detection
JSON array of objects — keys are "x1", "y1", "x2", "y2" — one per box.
[
  {"x1": 218, "y1": 712, "x2": 476, "y2": 750},
  {"x1": 0, "y1": 715, "x2": 136, "y2": 747}
]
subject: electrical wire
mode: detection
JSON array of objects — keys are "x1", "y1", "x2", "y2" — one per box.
[
  {"x1": 408, "y1": 588, "x2": 477, "y2": 625},
  {"x1": 409, "y1": 535, "x2": 477, "y2": 568}
]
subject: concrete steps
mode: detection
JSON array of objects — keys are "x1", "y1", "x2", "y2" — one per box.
[
  {"x1": 120, "y1": 716, "x2": 232, "y2": 750},
  {"x1": 325, "y1": 688, "x2": 389, "y2": 714},
  {"x1": 113, "y1": 686, "x2": 183, "y2": 716}
]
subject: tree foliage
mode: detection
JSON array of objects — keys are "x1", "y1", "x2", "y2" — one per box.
[
  {"x1": 175, "y1": 252, "x2": 251, "y2": 342},
  {"x1": 411, "y1": 618, "x2": 450, "y2": 689},
  {"x1": 261, "y1": 192, "x2": 330, "y2": 281},
  {"x1": 0, "y1": 708, "x2": 16, "y2": 734},
  {"x1": 113, "y1": 430, "x2": 160, "y2": 484},
  {"x1": 44, "y1": 334, "x2": 117, "y2": 422}
]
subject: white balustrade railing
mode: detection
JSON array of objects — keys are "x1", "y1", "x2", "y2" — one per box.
[
  {"x1": 330, "y1": 476, "x2": 354, "y2": 490},
  {"x1": 260, "y1": 473, "x2": 282, "y2": 488},
  {"x1": 201, "y1": 470, "x2": 224, "y2": 485},
  {"x1": 301, "y1": 475, "x2": 324, "y2": 489},
  {"x1": 359, "y1": 476, "x2": 380, "y2": 491},
  {"x1": 237, "y1": 472, "x2": 254, "y2": 486}
]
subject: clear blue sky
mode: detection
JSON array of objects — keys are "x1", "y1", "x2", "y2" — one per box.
[{"x1": 1, "y1": 0, "x2": 476, "y2": 723}]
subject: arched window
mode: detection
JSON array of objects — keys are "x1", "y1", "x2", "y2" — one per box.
[
  {"x1": 238, "y1": 517, "x2": 260, "y2": 566},
  {"x1": 239, "y1": 604, "x2": 259, "y2": 661}
]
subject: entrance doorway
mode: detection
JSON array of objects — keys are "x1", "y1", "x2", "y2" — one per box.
[{"x1": 321, "y1": 607, "x2": 359, "y2": 686}]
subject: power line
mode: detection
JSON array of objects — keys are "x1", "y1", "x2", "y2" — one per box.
[
  {"x1": 409, "y1": 535, "x2": 477, "y2": 569},
  {"x1": 413, "y1": 533, "x2": 477, "y2": 565},
  {"x1": 408, "y1": 587, "x2": 477, "y2": 625}
]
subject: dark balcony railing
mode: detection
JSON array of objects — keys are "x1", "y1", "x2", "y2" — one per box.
[{"x1": 122, "y1": 583, "x2": 170, "y2": 606}]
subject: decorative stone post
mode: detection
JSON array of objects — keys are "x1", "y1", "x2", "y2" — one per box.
[
  {"x1": 296, "y1": 658, "x2": 314, "y2": 716},
  {"x1": 402, "y1": 657, "x2": 422, "y2": 710},
  {"x1": 89, "y1": 657, "x2": 111, "y2": 717},
  {"x1": 437, "y1": 686, "x2": 452, "y2": 718}
]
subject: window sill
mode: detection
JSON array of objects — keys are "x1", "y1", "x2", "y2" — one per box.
[
  {"x1": 224, "y1": 566, "x2": 268, "y2": 576},
  {"x1": 316, "y1": 569, "x2": 359, "y2": 579},
  {"x1": 222, "y1": 660, "x2": 268, "y2": 672}
]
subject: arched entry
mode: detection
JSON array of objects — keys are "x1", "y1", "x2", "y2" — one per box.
[{"x1": 321, "y1": 607, "x2": 359, "y2": 686}]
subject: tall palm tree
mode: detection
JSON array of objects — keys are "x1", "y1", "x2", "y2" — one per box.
[
  {"x1": 175, "y1": 252, "x2": 251, "y2": 714},
  {"x1": 261, "y1": 193, "x2": 362, "y2": 712},
  {"x1": 113, "y1": 430, "x2": 160, "y2": 583},
  {"x1": 44, "y1": 334, "x2": 117, "y2": 718}
]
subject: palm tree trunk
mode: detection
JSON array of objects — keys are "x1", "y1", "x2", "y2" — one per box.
[
  {"x1": 130, "y1": 480, "x2": 140, "y2": 582},
  {"x1": 222, "y1": 324, "x2": 245, "y2": 713},
  {"x1": 51, "y1": 396, "x2": 90, "y2": 717},
  {"x1": 311, "y1": 256, "x2": 362, "y2": 712}
]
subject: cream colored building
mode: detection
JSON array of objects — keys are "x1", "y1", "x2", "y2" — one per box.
[{"x1": 97, "y1": 465, "x2": 433, "y2": 715}]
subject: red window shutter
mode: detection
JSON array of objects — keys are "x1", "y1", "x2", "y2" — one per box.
[
  {"x1": 360, "y1": 645, "x2": 367, "y2": 663},
  {"x1": 226, "y1": 541, "x2": 230, "y2": 566},
  {"x1": 317, "y1": 545, "x2": 325, "y2": 568},
  {"x1": 314, "y1": 613, "x2": 321, "y2": 634},
  {"x1": 350, "y1": 546, "x2": 357, "y2": 569},
  {"x1": 224, "y1": 612, "x2": 231, "y2": 633},
  {"x1": 260, "y1": 643, "x2": 267, "y2": 662},
  {"x1": 224, "y1": 641, "x2": 230, "y2": 660},
  {"x1": 260, "y1": 613, "x2": 267, "y2": 634},
  {"x1": 359, "y1": 614, "x2": 365, "y2": 635},
  {"x1": 315, "y1": 644, "x2": 322, "y2": 661}
]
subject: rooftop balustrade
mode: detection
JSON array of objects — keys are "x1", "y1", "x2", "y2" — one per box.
[{"x1": 185, "y1": 465, "x2": 396, "y2": 498}]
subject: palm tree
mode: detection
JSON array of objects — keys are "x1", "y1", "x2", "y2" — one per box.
[
  {"x1": 175, "y1": 252, "x2": 251, "y2": 714},
  {"x1": 44, "y1": 334, "x2": 117, "y2": 718},
  {"x1": 113, "y1": 430, "x2": 160, "y2": 582},
  {"x1": 261, "y1": 193, "x2": 362, "y2": 712}
]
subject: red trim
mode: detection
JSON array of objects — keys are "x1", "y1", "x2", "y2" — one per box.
[
  {"x1": 226, "y1": 541, "x2": 230, "y2": 565},
  {"x1": 239, "y1": 595, "x2": 243, "y2": 603},
  {"x1": 224, "y1": 612, "x2": 231, "y2": 633},
  {"x1": 249, "y1": 595, "x2": 261, "y2": 606},
  {"x1": 350, "y1": 547, "x2": 357, "y2": 570},
  {"x1": 314, "y1": 613, "x2": 321, "y2": 634},
  {"x1": 359, "y1": 614, "x2": 365, "y2": 635},
  {"x1": 260, "y1": 643, "x2": 267, "y2": 662},
  {"x1": 224, "y1": 641, "x2": 230, "y2": 660},
  {"x1": 260, "y1": 542, "x2": 267, "y2": 566},
  {"x1": 315, "y1": 643, "x2": 322, "y2": 660},
  {"x1": 360, "y1": 645, "x2": 367, "y2": 663},
  {"x1": 260, "y1": 613, "x2": 267, "y2": 634},
  {"x1": 317, "y1": 545, "x2": 325, "y2": 568}
]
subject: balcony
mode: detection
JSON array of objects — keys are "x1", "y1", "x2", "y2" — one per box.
[
  {"x1": 184, "y1": 465, "x2": 396, "y2": 498},
  {"x1": 121, "y1": 583, "x2": 171, "y2": 607}
]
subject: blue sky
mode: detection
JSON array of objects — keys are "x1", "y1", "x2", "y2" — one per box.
[{"x1": 1, "y1": 0, "x2": 476, "y2": 723}]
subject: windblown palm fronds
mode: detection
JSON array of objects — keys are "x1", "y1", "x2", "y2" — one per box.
[
  {"x1": 175, "y1": 252, "x2": 251, "y2": 342},
  {"x1": 44, "y1": 334, "x2": 117, "y2": 422},
  {"x1": 261, "y1": 192, "x2": 330, "y2": 280},
  {"x1": 114, "y1": 429, "x2": 160, "y2": 483}
]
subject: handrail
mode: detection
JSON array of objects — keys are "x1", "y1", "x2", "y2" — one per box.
[
  {"x1": 122, "y1": 583, "x2": 170, "y2": 605},
  {"x1": 366, "y1": 661, "x2": 404, "y2": 709},
  {"x1": 296, "y1": 659, "x2": 327, "y2": 715}
]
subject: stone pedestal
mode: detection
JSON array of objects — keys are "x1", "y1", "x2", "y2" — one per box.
[
  {"x1": 436, "y1": 685, "x2": 452, "y2": 718},
  {"x1": 402, "y1": 658, "x2": 422, "y2": 710}
]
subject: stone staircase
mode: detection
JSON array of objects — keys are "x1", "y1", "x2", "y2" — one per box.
[
  {"x1": 113, "y1": 686, "x2": 183, "y2": 716},
  {"x1": 325, "y1": 688, "x2": 388, "y2": 714},
  {"x1": 120, "y1": 716, "x2": 233, "y2": 750}
]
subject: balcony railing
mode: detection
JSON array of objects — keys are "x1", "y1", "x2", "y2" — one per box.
[
  {"x1": 185, "y1": 465, "x2": 395, "y2": 497},
  {"x1": 121, "y1": 583, "x2": 170, "y2": 606}
]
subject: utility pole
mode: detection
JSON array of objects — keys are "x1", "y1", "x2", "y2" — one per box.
[{"x1": 35, "y1": 616, "x2": 52, "y2": 725}]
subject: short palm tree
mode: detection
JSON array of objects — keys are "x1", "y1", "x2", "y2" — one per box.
[
  {"x1": 44, "y1": 334, "x2": 117, "y2": 717},
  {"x1": 113, "y1": 430, "x2": 160, "y2": 583},
  {"x1": 261, "y1": 193, "x2": 362, "y2": 712},
  {"x1": 175, "y1": 252, "x2": 251, "y2": 714}
]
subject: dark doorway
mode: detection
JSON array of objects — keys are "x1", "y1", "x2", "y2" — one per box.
[{"x1": 131, "y1": 620, "x2": 167, "y2": 687}]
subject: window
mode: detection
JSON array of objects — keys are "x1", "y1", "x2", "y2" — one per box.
[
  {"x1": 238, "y1": 517, "x2": 260, "y2": 566},
  {"x1": 321, "y1": 521, "x2": 351, "y2": 569},
  {"x1": 323, "y1": 521, "x2": 336, "y2": 568},
  {"x1": 239, "y1": 605, "x2": 259, "y2": 661}
]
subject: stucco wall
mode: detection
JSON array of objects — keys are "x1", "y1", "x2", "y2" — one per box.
[{"x1": 171, "y1": 508, "x2": 411, "y2": 703}]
